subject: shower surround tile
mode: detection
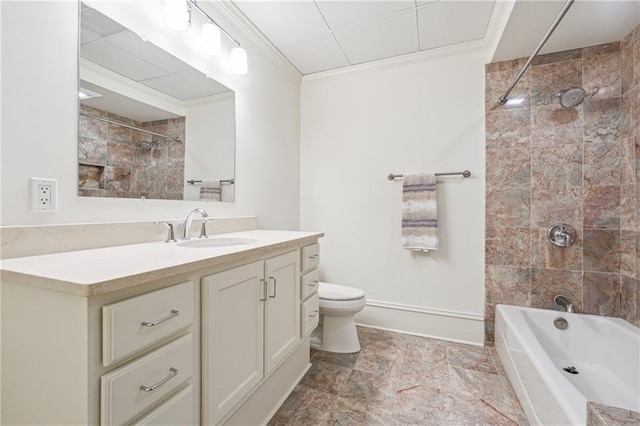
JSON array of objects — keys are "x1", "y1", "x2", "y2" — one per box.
[
  {"x1": 583, "y1": 272, "x2": 621, "y2": 317},
  {"x1": 584, "y1": 98, "x2": 621, "y2": 144},
  {"x1": 485, "y1": 227, "x2": 530, "y2": 267},
  {"x1": 531, "y1": 144, "x2": 582, "y2": 188},
  {"x1": 485, "y1": 28, "x2": 639, "y2": 342},
  {"x1": 486, "y1": 109, "x2": 531, "y2": 149},
  {"x1": 485, "y1": 266, "x2": 531, "y2": 316},
  {"x1": 531, "y1": 48, "x2": 582, "y2": 66},
  {"x1": 583, "y1": 53, "x2": 621, "y2": 100},
  {"x1": 530, "y1": 185, "x2": 582, "y2": 227},
  {"x1": 486, "y1": 148, "x2": 531, "y2": 188},
  {"x1": 531, "y1": 104, "x2": 583, "y2": 146},
  {"x1": 583, "y1": 142, "x2": 621, "y2": 186},
  {"x1": 583, "y1": 229, "x2": 621, "y2": 273},
  {"x1": 583, "y1": 186, "x2": 620, "y2": 229}
]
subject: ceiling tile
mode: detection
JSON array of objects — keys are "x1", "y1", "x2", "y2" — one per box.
[
  {"x1": 107, "y1": 32, "x2": 191, "y2": 75},
  {"x1": 81, "y1": 40, "x2": 167, "y2": 82},
  {"x1": 234, "y1": 0, "x2": 330, "y2": 46},
  {"x1": 332, "y1": 9, "x2": 418, "y2": 65},
  {"x1": 417, "y1": 1, "x2": 494, "y2": 51},
  {"x1": 315, "y1": 1, "x2": 414, "y2": 29},
  {"x1": 142, "y1": 69, "x2": 230, "y2": 101},
  {"x1": 80, "y1": 6, "x2": 126, "y2": 38},
  {"x1": 277, "y1": 33, "x2": 348, "y2": 74}
]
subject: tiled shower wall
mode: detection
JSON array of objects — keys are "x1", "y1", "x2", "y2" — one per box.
[
  {"x1": 484, "y1": 25, "x2": 640, "y2": 342},
  {"x1": 78, "y1": 105, "x2": 186, "y2": 200}
]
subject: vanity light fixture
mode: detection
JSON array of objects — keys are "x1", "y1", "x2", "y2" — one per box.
[
  {"x1": 230, "y1": 47, "x2": 248, "y2": 75},
  {"x1": 201, "y1": 22, "x2": 221, "y2": 56},
  {"x1": 164, "y1": 0, "x2": 191, "y2": 31},
  {"x1": 164, "y1": 0, "x2": 248, "y2": 75}
]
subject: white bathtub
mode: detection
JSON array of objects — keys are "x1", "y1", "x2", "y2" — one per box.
[{"x1": 495, "y1": 304, "x2": 640, "y2": 426}]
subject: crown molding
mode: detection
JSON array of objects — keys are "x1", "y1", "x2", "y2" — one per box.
[
  {"x1": 301, "y1": 38, "x2": 490, "y2": 84},
  {"x1": 206, "y1": 0, "x2": 302, "y2": 83}
]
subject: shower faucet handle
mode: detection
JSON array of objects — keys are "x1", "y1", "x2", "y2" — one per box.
[{"x1": 154, "y1": 221, "x2": 178, "y2": 243}]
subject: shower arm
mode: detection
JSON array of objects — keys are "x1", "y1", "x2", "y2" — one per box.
[{"x1": 497, "y1": 0, "x2": 575, "y2": 105}]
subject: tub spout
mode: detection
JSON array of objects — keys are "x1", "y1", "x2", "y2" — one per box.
[{"x1": 554, "y1": 295, "x2": 575, "y2": 313}]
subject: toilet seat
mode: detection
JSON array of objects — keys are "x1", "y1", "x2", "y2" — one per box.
[{"x1": 318, "y1": 282, "x2": 365, "y2": 301}]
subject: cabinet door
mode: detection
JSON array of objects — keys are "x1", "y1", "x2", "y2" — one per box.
[
  {"x1": 202, "y1": 261, "x2": 265, "y2": 425},
  {"x1": 264, "y1": 251, "x2": 300, "y2": 374}
]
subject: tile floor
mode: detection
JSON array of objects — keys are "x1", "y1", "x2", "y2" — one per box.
[{"x1": 269, "y1": 327, "x2": 528, "y2": 425}]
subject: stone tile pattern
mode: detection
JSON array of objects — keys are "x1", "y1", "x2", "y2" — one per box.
[
  {"x1": 484, "y1": 25, "x2": 640, "y2": 342},
  {"x1": 587, "y1": 401, "x2": 640, "y2": 426},
  {"x1": 269, "y1": 327, "x2": 527, "y2": 426},
  {"x1": 78, "y1": 105, "x2": 185, "y2": 200}
]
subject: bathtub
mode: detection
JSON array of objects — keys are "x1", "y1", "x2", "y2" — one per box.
[{"x1": 495, "y1": 304, "x2": 640, "y2": 426}]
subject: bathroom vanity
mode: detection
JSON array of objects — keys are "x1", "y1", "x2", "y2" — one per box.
[{"x1": 0, "y1": 229, "x2": 322, "y2": 425}]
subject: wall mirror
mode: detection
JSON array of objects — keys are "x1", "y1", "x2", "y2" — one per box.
[{"x1": 78, "y1": 2, "x2": 236, "y2": 202}]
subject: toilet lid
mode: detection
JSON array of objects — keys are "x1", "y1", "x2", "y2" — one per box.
[{"x1": 318, "y1": 282, "x2": 365, "y2": 301}]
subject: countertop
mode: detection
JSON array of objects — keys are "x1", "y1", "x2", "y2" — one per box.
[{"x1": 0, "y1": 229, "x2": 323, "y2": 297}]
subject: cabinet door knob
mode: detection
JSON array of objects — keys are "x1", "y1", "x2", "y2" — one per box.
[
  {"x1": 139, "y1": 367, "x2": 178, "y2": 392},
  {"x1": 141, "y1": 310, "x2": 180, "y2": 327},
  {"x1": 269, "y1": 276, "x2": 277, "y2": 298}
]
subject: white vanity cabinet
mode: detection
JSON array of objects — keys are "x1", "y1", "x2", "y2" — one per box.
[
  {"x1": 201, "y1": 250, "x2": 300, "y2": 425},
  {"x1": 0, "y1": 229, "x2": 322, "y2": 426}
]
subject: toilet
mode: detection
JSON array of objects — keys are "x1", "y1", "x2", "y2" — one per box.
[{"x1": 310, "y1": 282, "x2": 366, "y2": 353}]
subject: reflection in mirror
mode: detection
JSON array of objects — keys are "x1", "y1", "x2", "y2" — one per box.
[{"x1": 78, "y1": 3, "x2": 236, "y2": 201}]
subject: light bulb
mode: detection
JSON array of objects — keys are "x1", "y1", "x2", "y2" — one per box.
[
  {"x1": 230, "y1": 47, "x2": 248, "y2": 75},
  {"x1": 164, "y1": 0, "x2": 190, "y2": 31},
  {"x1": 201, "y1": 23, "x2": 221, "y2": 56}
]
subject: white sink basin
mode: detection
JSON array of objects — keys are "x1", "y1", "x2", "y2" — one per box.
[{"x1": 176, "y1": 237, "x2": 258, "y2": 248}]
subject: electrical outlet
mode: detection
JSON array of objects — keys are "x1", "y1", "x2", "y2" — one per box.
[{"x1": 31, "y1": 178, "x2": 57, "y2": 211}]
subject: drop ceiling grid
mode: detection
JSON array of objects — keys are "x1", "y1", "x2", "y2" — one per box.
[{"x1": 232, "y1": 0, "x2": 496, "y2": 75}]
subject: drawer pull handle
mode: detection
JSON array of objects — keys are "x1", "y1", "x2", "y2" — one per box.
[
  {"x1": 309, "y1": 310, "x2": 319, "y2": 318},
  {"x1": 308, "y1": 254, "x2": 319, "y2": 259},
  {"x1": 141, "y1": 310, "x2": 180, "y2": 327},
  {"x1": 308, "y1": 280, "x2": 318, "y2": 287},
  {"x1": 139, "y1": 368, "x2": 178, "y2": 392}
]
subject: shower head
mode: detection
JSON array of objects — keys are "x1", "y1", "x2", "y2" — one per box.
[
  {"x1": 140, "y1": 139, "x2": 159, "y2": 151},
  {"x1": 555, "y1": 87, "x2": 586, "y2": 108}
]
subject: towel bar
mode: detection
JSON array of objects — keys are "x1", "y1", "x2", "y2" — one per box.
[
  {"x1": 388, "y1": 170, "x2": 471, "y2": 181},
  {"x1": 187, "y1": 179, "x2": 235, "y2": 185}
]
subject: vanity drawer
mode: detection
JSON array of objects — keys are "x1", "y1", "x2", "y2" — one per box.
[
  {"x1": 301, "y1": 243, "x2": 320, "y2": 272},
  {"x1": 101, "y1": 334, "x2": 193, "y2": 426},
  {"x1": 301, "y1": 269, "x2": 319, "y2": 301},
  {"x1": 301, "y1": 293, "x2": 319, "y2": 337},
  {"x1": 103, "y1": 281, "x2": 194, "y2": 366},
  {"x1": 131, "y1": 384, "x2": 194, "y2": 426}
]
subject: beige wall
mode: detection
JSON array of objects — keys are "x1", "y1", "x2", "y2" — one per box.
[{"x1": 484, "y1": 25, "x2": 640, "y2": 342}]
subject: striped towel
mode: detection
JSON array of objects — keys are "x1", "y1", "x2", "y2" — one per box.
[
  {"x1": 401, "y1": 172, "x2": 439, "y2": 251},
  {"x1": 199, "y1": 179, "x2": 221, "y2": 201}
]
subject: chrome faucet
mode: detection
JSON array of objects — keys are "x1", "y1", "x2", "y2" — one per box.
[
  {"x1": 182, "y1": 208, "x2": 208, "y2": 240},
  {"x1": 554, "y1": 295, "x2": 575, "y2": 313}
]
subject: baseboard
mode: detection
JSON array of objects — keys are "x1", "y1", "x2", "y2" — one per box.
[{"x1": 355, "y1": 300, "x2": 485, "y2": 346}]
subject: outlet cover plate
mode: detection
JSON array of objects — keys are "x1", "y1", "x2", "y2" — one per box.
[{"x1": 31, "y1": 178, "x2": 57, "y2": 211}]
